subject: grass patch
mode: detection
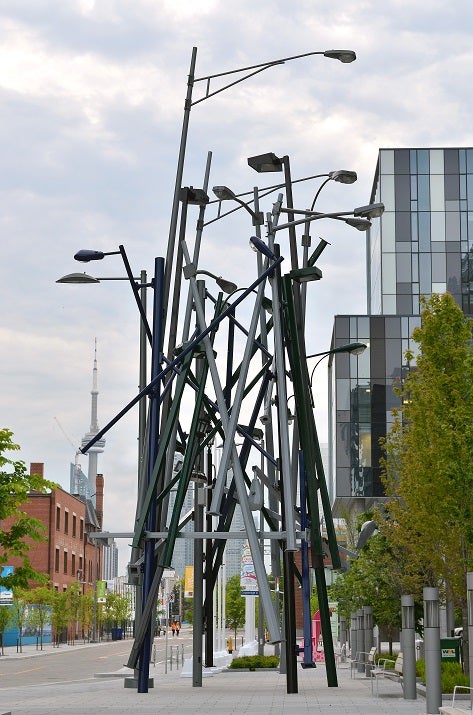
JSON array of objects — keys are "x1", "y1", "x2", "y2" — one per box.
[{"x1": 229, "y1": 655, "x2": 279, "y2": 670}]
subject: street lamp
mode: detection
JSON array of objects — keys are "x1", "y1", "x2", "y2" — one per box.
[
  {"x1": 308, "y1": 342, "x2": 367, "y2": 390},
  {"x1": 213, "y1": 186, "x2": 264, "y2": 226}
]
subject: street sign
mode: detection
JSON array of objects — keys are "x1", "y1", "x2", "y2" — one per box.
[{"x1": 169, "y1": 593, "x2": 175, "y2": 603}]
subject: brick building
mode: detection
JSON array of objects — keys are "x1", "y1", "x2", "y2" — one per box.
[{"x1": 3, "y1": 462, "x2": 104, "y2": 593}]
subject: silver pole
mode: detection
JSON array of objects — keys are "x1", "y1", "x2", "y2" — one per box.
[{"x1": 424, "y1": 586, "x2": 441, "y2": 714}]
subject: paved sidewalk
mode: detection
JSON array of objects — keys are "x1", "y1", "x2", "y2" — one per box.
[{"x1": 0, "y1": 640, "x2": 433, "y2": 715}]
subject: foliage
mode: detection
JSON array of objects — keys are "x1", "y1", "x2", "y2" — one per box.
[
  {"x1": 50, "y1": 590, "x2": 68, "y2": 642},
  {"x1": 0, "y1": 429, "x2": 57, "y2": 590},
  {"x1": 416, "y1": 659, "x2": 469, "y2": 693},
  {"x1": 11, "y1": 589, "x2": 28, "y2": 650},
  {"x1": 103, "y1": 591, "x2": 132, "y2": 629},
  {"x1": 329, "y1": 531, "x2": 403, "y2": 639},
  {"x1": 225, "y1": 574, "x2": 246, "y2": 640},
  {"x1": 381, "y1": 294, "x2": 473, "y2": 605},
  {"x1": 25, "y1": 586, "x2": 53, "y2": 648},
  {"x1": 229, "y1": 654, "x2": 279, "y2": 669},
  {"x1": 0, "y1": 605, "x2": 14, "y2": 651}
]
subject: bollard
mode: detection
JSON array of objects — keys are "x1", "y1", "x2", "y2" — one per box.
[
  {"x1": 350, "y1": 611, "x2": 357, "y2": 663},
  {"x1": 340, "y1": 617, "x2": 347, "y2": 663},
  {"x1": 401, "y1": 595, "x2": 417, "y2": 700},
  {"x1": 357, "y1": 609, "x2": 365, "y2": 673},
  {"x1": 424, "y1": 587, "x2": 441, "y2": 714},
  {"x1": 363, "y1": 606, "x2": 373, "y2": 677}
]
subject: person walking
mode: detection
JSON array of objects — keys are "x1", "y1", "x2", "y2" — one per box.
[
  {"x1": 175, "y1": 621, "x2": 180, "y2": 636},
  {"x1": 171, "y1": 621, "x2": 176, "y2": 637}
]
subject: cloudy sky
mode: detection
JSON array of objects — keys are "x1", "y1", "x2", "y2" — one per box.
[{"x1": 1, "y1": 0, "x2": 472, "y2": 572}]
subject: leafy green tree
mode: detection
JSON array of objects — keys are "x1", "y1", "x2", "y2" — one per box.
[
  {"x1": 11, "y1": 589, "x2": 28, "y2": 652},
  {"x1": 79, "y1": 591, "x2": 94, "y2": 640},
  {"x1": 0, "y1": 605, "x2": 14, "y2": 654},
  {"x1": 66, "y1": 583, "x2": 82, "y2": 642},
  {"x1": 226, "y1": 574, "x2": 246, "y2": 640},
  {"x1": 50, "y1": 591, "x2": 68, "y2": 645},
  {"x1": 25, "y1": 586, "x2": 53, "y2": 650},
  {"x1": 381, "y1": 293, "x2": 473, "y2": 608},
  {"x1": 103, "y1": 591, "x2": 132, "y2": 635},
  {"x1": 0, "y1": 429, "x2": 56, "y2": 590}
]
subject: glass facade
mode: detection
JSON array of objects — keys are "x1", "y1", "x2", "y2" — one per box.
[{"x1": 330, "y1": 148, "x2": 472, "y2": 513}]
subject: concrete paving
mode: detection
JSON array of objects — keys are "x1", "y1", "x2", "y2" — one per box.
[{"x1": 0, "y1": 639, "x2": 440, "y2": 714}]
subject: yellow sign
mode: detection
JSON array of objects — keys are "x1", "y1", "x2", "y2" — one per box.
[{"x1": 184, "y1": 565, "x2": 194, "y2": 597}]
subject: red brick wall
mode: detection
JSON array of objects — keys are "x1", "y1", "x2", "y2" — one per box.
[{"x1": 2, "y1": 484, "x2": 100, "y2": 595}]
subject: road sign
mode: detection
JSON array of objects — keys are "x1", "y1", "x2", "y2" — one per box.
[{"x1": 169, "y1": 593, "x2": 175, "y2": 603}]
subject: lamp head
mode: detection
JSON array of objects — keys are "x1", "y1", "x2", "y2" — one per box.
[
  {"x1": 329, "y1": 170, "x2": 357, "y2": 184},
  {"x1": 323, "y1": 49, "x2": 356, "y2": 63},
  {"x1": 56, "y1": 272, "x2": 100, "y2": 284},
  {"x1": 74, "y1": 249, "x2": 106, "y2": 263},
  {"x1": 249, "y1": 236, "x2": 277, "y2": 260},
  {"x1": 345, "y1": 217, "x2": 372, "y2": 231},
  {"x1": 353, "y1": 202, "x2": 385, "y2": 219},
  {"x1": 247, "y1": 152, "x2": 283, "y2": 173},
  {"x1": 213, "y1": 185, "x2": 236, "y2": 201},
  {"x1": 215, "y1": 276, "x2": 238, "y2": 294},
  {"x1": 179, "y1": 186, "x2": 209, "y2": 205}
]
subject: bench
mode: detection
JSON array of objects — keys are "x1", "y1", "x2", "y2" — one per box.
[
  {"x1": 439, "y1": 685, "x2": 472, "y2": 714},
  {"x1": 370, "y1": 652, "x2": 403, "y2": 696},
  {"x1": 350, "y1": 646, "x2": 377, "y2": 678}
]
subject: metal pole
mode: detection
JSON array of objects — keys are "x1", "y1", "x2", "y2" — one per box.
[
  {"x1": 401, "y1": 595, "x2": 417, "y2": 700},
  {"x1": 424, "y1": 586, "x2": 441, "y2": 714},
  {"x1": 468, "y1": 573, "x2": 473, "y2": 711},
  {"x1": 299, "y1": 451, "x2": 315, "y2": 668},
  {"x1": 138, "y1": 257, "x2": 165, "y2": 693}
]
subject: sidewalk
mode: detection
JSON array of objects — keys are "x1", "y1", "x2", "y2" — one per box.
[{"x1": 0, "y1": 640, "x2": 431, "y2": 715}]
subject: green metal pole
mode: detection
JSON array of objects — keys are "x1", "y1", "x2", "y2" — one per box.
[{"x1": 281, "y1": 274, "x2": 338, "y2": 687}]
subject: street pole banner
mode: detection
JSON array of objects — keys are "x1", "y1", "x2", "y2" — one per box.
[
  {"x1": 184, "y1": 565, "x2": 194, "y2": 597},
  {"x1": 240, "y1": 542, "x2": 258, "y2": 596}
]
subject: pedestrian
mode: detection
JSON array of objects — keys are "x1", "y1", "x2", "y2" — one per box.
[
  {"x1": 171, "y1": 621, "x2": 176, "y2": 637},
  {"x1": 175, "y1": 621, "x2": 180, "y2": 636}
]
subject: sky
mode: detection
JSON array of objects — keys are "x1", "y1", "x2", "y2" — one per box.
[{"x1": 1, "y1": 0, "x2": 472, "y2": 574}]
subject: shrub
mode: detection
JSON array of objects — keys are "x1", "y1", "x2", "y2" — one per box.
[
  {"x1": 229, "y1": 655, "x2": 279, "y2": 670},
  {"x1": 416, "y1": 659, "x2": 469, "y2": 693}
]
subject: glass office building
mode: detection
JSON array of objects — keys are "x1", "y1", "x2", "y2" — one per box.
[{"x1": 330, "y1": 147, "x2": 473, "y2": 515}]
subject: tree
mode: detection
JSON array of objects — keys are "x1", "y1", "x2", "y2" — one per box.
[
  {"x1": 226, "y1": 574, "x2": 246, "y2": 640},
  {"x1": 25, "y1": 586, "x2": 53, "y2": 650},
  {"x1": 329, "y1": 531, "x2": 404, "y2": 654},
  {"x1": 11, "y1": 589, "x2": 28, "y2": 652},
  {"x1": 381, "y1": 293, "x2": 473, "y2": 607},
  {"x1": 0, "y1": 429, "x2": 57, "y2": 590},
  {"x1": 50, "y1": 591, "x2": 68, "y2": 645},
  {"x1": 0, "y1": 605, "x2": 14, "y2": 655}
]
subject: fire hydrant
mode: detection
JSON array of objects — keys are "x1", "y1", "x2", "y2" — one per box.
[{"x1": 227, "y1": 636, "x2": 233, "y2": 654}]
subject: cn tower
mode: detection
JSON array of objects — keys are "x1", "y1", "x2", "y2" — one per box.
[{"x1": 81, "y1": 338, "x2": 105, "y2": 482}]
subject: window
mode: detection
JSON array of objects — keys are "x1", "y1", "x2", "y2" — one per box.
[
  {"x1": 71, "y1": 554, "x2": 76, "y2": 577},
  {"x1": 72, "y1": 514, "x2": 76, "y2": 538},
  {"x1": 63, "y1": 551, "x2": 68, "y2": 574},
  {"x1": 79, "y1": 519, "x2": 84, "y2": 540},
  {"x1": 64, "y1": 510, "x2": 69, "y2": 535},
  {"x1": 55, "y1": 548, "x2": 60, "y2": 573},
  {"x1": 56, "y1": 506, "x2": 61, "y2": 531}
]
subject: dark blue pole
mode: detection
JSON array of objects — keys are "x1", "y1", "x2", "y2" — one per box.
[
  {"x1": 138, "y1": 257, "x2": 164, "y2": 693},
  {"x1": 299, "y1": 450, "x2": 315, "y2": 668}
]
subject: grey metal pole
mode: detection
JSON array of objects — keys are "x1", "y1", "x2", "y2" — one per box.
[
  {"x1": 350, "y1": 612, "x2": 357, "y2": 664},
  {"x1": 401, "y1": 595, "x2": 417, "y2": 700},
  {"x1": 424, "y1": 586, "x2": 441, "y2": 714},
  {"x1": 364, "y1": 606, "x2": 373, "y2": 676},
  {"x1": 340, "y1": 616, "x2": 347, "y2": 662},
  {"x1": 467, "y1": 573, "x2": 473, "y2": 711},
  {"x1": 357, "y1": 609, "x2": 365, "y2": 673}
]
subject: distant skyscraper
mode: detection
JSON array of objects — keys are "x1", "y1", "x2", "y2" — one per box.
[
  {"x1": 103, "y1": 541, "x2": 119, "y2": 579},
  {"x1": 69, "y1": 460, "x2": 95, "y2": 506},
  {"x1": 81, "y1": 339, "x2": 105, "y2": 484}
]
